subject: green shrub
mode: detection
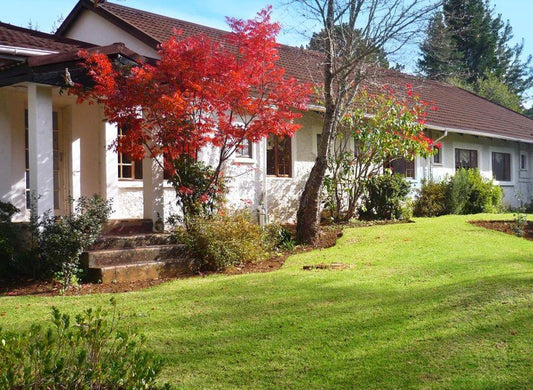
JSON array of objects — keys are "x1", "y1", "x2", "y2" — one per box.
[
  {"x1": 263, "y1": 223, "x2": 296, "y2": 252},
  {"x1": 178, "y1": 210, "x2": 270, "y2": 271},
  {"x1": 39, "y1": 195, "x2": 112, "y2": 287},
  {"x1": 447, "y1": 169, "x2": 502, "y2": 214},
  {"x1": 0, "y1": 298, "x2": 166, "y2": 389},
  {"x1": 413, "y1": 179, "x2": 449, "y2": 217},
  {"x1": 0, "y1": 202, "x2": 19, "y2": 274},
  {"x1": 358, "y1": 173, "x2": 412, "y2": 220}
]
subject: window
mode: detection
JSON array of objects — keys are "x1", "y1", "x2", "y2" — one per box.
[
  {"x1": 25, "y1": 110, "x2": 60, "y2": 210},
  {"x1": 387, "y1": 158, "x2": 415, "y2": 179},
  {"x1": 117, "y1": 127, "x2": 143, "y2": 180},
  {"x1": 520, "y1": 153, "x2": 527, "y2": 171},
  {"x1": 433, "y1": 146, "x2": 442, "y2": 164},
  {"x1": 235, "y1": 139, "x2": 253, "y2": 159},
  {"x1": 455, "y1": 148, "x2": 478, "y2": 170},
  {"x1": 492, "y1": 152, "x2": 511, "y2": 181},
  {"x1": 267, "y1": 135, "x2": 291, "y2": 177}
]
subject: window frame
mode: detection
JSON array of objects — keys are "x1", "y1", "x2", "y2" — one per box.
[
  {"x1": 117, "y1": 126, "x2": 143, "y2": 181},
  {"x1": 386, "y1": 157, "x2": 416, "y2": 179},
  {"x1": 489, "y1": 148, "x2": 515, "y2": 184},
  {"x1": 235, "y1": 139, "x2": 253, "y2": 160},
  {"x1": 433, "y1": 146, "x2": 442, "y2": 165},
  {"x1": 454, "y1": 148, "x2": 479, "y2": 171},
  {"x1": 520, "y1": 153, "x2": 528, "y2": 171},
  {"x1": 266, "y1": 134, "x2": 292, "y2": 177}
]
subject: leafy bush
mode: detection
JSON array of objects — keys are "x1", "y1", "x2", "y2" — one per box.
[
  {"x1": 178, "y1": 210, "x2": 270, "y2": 271},
  {"x1": 40, "y1": 195, "x2": 112, "y2": 287},
  {"x1": 413, "y1": 179, "x2": 449, "y2": 217},
  {"x1": 263, "y1": 223, "x2": 296, "y2": 252},
  {"x1": 0, "y1": 298, "x2": 166, "y2": 389},
  {"x1": 358, "y1": 173, "x2": 412, "y2": 220},
  {"x1": 0, "y1": 202, "x2": 19, "y2": 272},
  {"x1": 447, "y1": 169, "x2": 502, "y2": 214}
]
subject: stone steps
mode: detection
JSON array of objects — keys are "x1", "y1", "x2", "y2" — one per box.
[
  {"x1": 82, "y1": 220, "x2": 192, "y2": 283},
  {"x1": 90, "y1": 233, "x2": 175, "y2": 251},
  {"x1": 87, "y1": 259, "x2": 191, "y2": 284}
]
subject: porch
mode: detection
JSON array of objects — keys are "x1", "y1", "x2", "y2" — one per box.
[{"x1": 0, "y1": 82, "x2": 166, "y2": 225}]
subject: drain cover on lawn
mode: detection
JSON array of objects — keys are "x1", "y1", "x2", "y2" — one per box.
[{"x1": 302, "y1": 263, "x2": 351, "y2": 271}]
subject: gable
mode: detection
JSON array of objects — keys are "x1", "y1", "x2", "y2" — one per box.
[{"x1": 62, "y1": 9, "x2": 158, "y2": 58}]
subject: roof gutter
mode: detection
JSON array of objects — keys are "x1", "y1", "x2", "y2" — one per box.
[
  {"x1": 425, "y1": 123, "x2": 533, "y2": 144},
  {"x1": 0, "y1": 45, "x2": 58, "y2": 57}
]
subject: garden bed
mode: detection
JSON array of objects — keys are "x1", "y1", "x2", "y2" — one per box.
[
  {"x1": 470, "y1": 219, "x2": 533, "y2": 240},
  {"x1": 0, "y1": 226, "x2": 343, "y2": 296}
]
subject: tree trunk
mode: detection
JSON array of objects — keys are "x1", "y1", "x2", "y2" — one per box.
[{"x1": 295, "y1": 0, "x2": 336, "y2": 245}]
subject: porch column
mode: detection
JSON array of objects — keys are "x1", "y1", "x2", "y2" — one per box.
[
  {"x1": 0, "y1": 90, "x2": 11, "y2": 203},
  {"x1": 103, "y1": 122, "x2": 119, "y2": 217},
  {"x1": 142, "y1": 155, "x2": 164, "y2": 229},
  {"x1": 27, "y1": 84, "x2": 54, "y2": 217}
]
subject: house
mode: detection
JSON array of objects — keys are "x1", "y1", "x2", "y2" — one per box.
[{"x1": 1, "y1": 0, "x2": 533, "y2": 226}]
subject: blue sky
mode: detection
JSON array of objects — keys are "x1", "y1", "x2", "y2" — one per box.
[{"x1": 2, "y1": 0, "x2": 533, "y2": 79}]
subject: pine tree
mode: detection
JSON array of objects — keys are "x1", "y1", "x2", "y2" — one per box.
[{"x1": 418, "y1": 0, "x2": 533, "y2": 111}]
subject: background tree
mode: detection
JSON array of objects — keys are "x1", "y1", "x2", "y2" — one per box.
[
  {"x1": 418, "y1": 0, "x2": 533, "y2": 111},
  {"x1": 73, "y1": 8, "x2": 312, "y2": 222},
  {"x1": 291, "y1": 0, "x2": 440, "y2": 244},
  {"x1": 323, "y1": 85, "x2": 436, "y2": 222},
  {"x1": 307, "y1": 25, "x2": 389, "y2": 68}
]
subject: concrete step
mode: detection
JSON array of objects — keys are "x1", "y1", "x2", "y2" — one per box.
[
  {"x1": 101, "y1": 219, "x2": 154, "y2": 235},
  {"x1": 87, "y1": 259, "x2": 191, "y2": 284},
  {"x1": 81, "y1": 244, "x2": 188, "y2": 268},
  {"x1": 90, "y1": 233, "x2": 176, "y2": 251}
]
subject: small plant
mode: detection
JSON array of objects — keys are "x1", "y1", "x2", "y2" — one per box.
[
  {"x1": 178, "y1": 210, "x2": 270, "y2": 271},
  {"x1": 413, "y1": 179, "x2": 449, "y2": 217},
  {"x1": 40, "y1": 195, "x2": 112, "y2": 288},
  {"x1": 0, "y1": 298, "x2": 166, "y2": 389},
  {"x1": 358, "y1": 173, "x2": 412, "y2": 220},
  {"x1": 263, "y1": 223, "x2": 296, "y2": 252},
  {"x1": 512, "y1": 191, "x2": 528, "y2": 237},
  {"x1": 447, "y1": 169, "x2": 502, "y2": 214},
  {"x1": 0, "y1": 202, "x2": 19, "y2": 274}
]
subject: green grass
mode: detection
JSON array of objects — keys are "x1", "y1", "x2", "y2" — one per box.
[{"x1": 1, "y1": 214, "x2": 533, "y2": 389}]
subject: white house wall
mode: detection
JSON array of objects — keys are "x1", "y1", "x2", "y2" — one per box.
[
  {"x1": 420, "y1": 132, "x2": 527, "y2": 208},
  {"x1": 64, "y1": 10, "x2": 159, "y2": 58}
]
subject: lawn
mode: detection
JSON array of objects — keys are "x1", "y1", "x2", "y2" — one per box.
[{"x1": 1, "y1": 214, "x2": 533, "y2": 389}]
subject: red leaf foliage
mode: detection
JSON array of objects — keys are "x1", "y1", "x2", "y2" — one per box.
[{"x1": 72, "y1": 7, "x2": 313, "y2": 170}]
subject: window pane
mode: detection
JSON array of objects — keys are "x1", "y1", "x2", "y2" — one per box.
[
  {"x1": 389, "y1": 158, "x2": 415, "y2": 179},
  {"x1": 455, "y1": 148, "x2": 477, "y2": 170},
  {"x1": 236, "y1": 139, "x2": 252, "y2": 158},
  {"x1": 122, "y1": 165, "x2": 132, "y2": 179},
  {"x1": 266, "y1": 135, "x2": 291, "y2": 177},
  {"x1": 492, "y1": 152, "x2": 511, "y2": 181},
  {"x1": 433, "y1": 147, "x2": 441, "y2": 164}
]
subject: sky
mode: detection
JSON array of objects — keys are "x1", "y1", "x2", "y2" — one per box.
[{"x1": 2, "y1": 0, "x2": 533, "y2": 84}]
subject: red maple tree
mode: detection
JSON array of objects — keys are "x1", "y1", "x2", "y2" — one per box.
[{"x1": 73, "y1": 7, "x2": 312, "y2": 217}]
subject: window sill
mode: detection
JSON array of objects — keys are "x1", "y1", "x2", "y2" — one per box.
[
  {"x1": 118, "y1": 180, "x2": 143, "y2": 189},
  {"x1": 267, "y1": 175, "x2": 292, "y2": 180},
  {"x1": 233, "y1": 157, "x2": 255, "y2": 164}
]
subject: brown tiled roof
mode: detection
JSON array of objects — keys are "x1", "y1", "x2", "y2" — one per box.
[
  {"x1": 375, "y1": 71, "x2": 533, "y2": 142},
  {"x1": 0, "y1": 21, "x2": 92, "y2": 53},
  {"x1": 58, "y1": 0, "x2": 533, "y2": 142}
]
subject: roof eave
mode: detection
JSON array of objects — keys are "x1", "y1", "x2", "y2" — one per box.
[
  {"x1": 426, "y1": 123, "x2": 533, "y2": 144},
  {"x1": 56, "y1": 0, "x2": 160, "y2": 49}
]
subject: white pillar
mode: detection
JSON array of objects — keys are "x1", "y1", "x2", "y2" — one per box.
[
  {"x1": 27, "y1": 84, "x2": 54, "y2": 217},
  {"x1": 103, "y1": 122, "x2": 119, "y2": 218},
  {"x1": 142, "y1": 155, "x2": 165, "y2": 229},
  {"x1": 0, "y1": 90, "x2": 12, "y2": 203}
]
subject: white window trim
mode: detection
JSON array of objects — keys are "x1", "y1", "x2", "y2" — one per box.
[
  {"x1": 432, "y1": 145, "x2": 444, "y2": 166},
  {"x1": 489, "y1": 146, "x2": 516, "y2": 186},
  {"x1": 453, "y1": 142, "x2": 482, "y2": 171}
]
